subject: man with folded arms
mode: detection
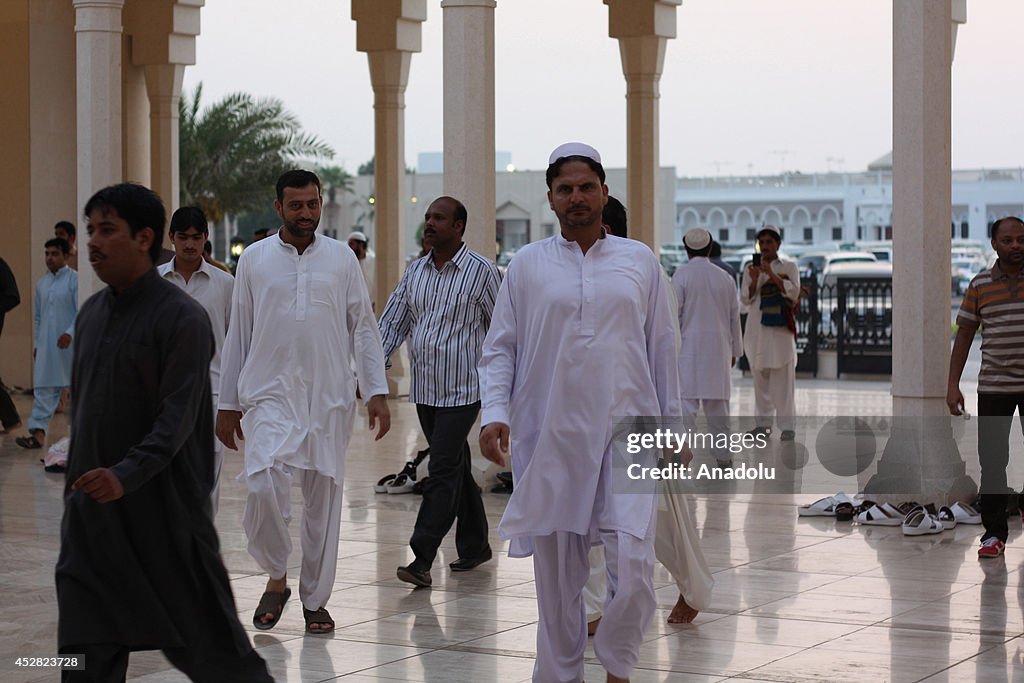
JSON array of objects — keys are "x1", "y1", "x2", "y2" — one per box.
[{"x1": 480, "y1": 142, "x2": 681, "y2": 683}]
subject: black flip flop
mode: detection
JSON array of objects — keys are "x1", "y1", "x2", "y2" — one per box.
[{"x1": 16, "y1": 435, "x2": 42, "y2": 450}]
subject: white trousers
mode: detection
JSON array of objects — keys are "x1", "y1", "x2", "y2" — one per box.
[
  {"x1": 210, "y1": 397, "x2": 223, "y2": 517},
  {"x1": 752, "y1": 361, "x2": 796, "y2": 431},
  {"x1": 242, "y1": 462, "x2": 344, "y2": 611},
  {"x1": 532, "y1": 511, "x2": 656, "y2": 682},
  {"x1": 682, "y1": 398, "x2": 731, "y2": 460},
  {"x1": 582, "y1": 545, "x2": 606, "y2": 622},
  {"x1": 655, "y1": 484, "x2": 714, "y2": 611}
]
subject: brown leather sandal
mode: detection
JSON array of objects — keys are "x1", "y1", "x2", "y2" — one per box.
[
  {"x1": 303, "y1": 606, "x2": 335, "y2": 634},
  {"x1": 252, "y1": 587, "x2": 291, "y2": 630}
]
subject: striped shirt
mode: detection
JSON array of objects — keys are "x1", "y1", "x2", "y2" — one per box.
[
  {"x1": 957, "y1": 261, "x2": 1024, "y2": 393},
  {"x1": 379, "y1": 243, "x2": 501, "y2": 407}
]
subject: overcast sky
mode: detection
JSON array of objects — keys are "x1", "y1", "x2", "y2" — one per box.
[{"x1": 182, "y1": 0, "x2": 1024, "y2": 177}]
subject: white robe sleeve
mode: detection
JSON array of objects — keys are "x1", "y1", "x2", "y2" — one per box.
[
  {"x1": 646, "y1": 266, "x2": 682, "y2": 419},
  {"x1": 218, "y1": 252, "x2": 253, "y2": 411},
  {"x1": 347, "y1": 262, "x2": 388, "y2": 401},
  {"x1": 729, "y1": 284, "x2": 743, "y2": 359},
  {"x1": 478, "y1": 265, "x2": 518, "y2": 427}
]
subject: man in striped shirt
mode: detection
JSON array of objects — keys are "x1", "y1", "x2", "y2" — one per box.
[
  {"x1": 948, "y1": 215, "x2": 1024, "y2": 558},
  {"x1": 379, "y1": 195, "x2": 502, "y2": 587}
]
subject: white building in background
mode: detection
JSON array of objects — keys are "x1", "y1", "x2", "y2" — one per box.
[
  {"x1": 676, "y1": 153, "x2": 1024, "y2": 248},
  {"x1": 330, "y1": 166, "x2": 678, "y2": 259},
  {"x1": 314, "y1": 155, "x2": 1023, "y2": 259}
]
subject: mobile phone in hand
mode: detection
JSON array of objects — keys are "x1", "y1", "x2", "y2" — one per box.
[{"x1": 752, "y1": 253, "x2": 762, "y2": 267}]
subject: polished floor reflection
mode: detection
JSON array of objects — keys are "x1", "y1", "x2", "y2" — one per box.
[{"x1": 2, "y1": 374, "x2": 1022, "y2": 683}]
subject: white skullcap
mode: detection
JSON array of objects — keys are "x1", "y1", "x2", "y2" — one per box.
[
  {"x1": 548, "y1": 142, "x2": 602, "y2": 165},
  {"x1": 758, "y1": 224, "x2": 781, "y2": 239},
  {"x1": 683, "y1": 228, "x2": 712, "y2": 251},
  {"x1": 348, "y1": 230, "x2": 368, "y2": 242}
]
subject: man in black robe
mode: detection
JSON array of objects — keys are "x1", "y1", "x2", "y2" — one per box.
[{"x1": 56, "y1": 183, "x2": 272, "y2": 683}]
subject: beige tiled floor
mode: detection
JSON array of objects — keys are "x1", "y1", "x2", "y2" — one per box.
[{"x1": 2, "y1": 373, "x2": 1023, "y2": 682}]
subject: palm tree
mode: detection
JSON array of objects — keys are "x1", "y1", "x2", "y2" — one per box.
[
  {"x1": 317, "y1": 165, "x2": 354, "y2": 204},
  {"x1": 179, "y1": 83, "x2": 335, "y2": 222}
]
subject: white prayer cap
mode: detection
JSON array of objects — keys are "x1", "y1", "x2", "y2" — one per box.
[
  {"x1": 548, "y1": 142, "x2": 602, "y2": 165},
  {"x1": 683, "y1": 228, "x2": 712, "y2": 251},
  {"x1": 348, "y1": 230, "x2": 368, "y2": 243},
  {"x1": 757, "y1": 224, "x2": 782, "y2": 240}
]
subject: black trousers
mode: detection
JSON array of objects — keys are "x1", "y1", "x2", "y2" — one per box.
[
  {"x1": 978, "y1": 392, "x2": 1024, "y2": 542},
  {"x1": 0, "y1": 377, "x2": 19, "y2": 429},
  {"x1": 59, "y1": 642, "x2": 272, "y2": 683},
  {"x1": 410, "y1": 402, "x2": 489, "y2": 567}
]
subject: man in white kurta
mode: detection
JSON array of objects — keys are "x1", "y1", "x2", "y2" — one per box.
[
  {"x1": 480, "y1": 143, "x2": 681, "y2": 683},
  {"x1": 18, "y1": 238, "x2": 77, "y2": 450},
  {"x1": 657, "y1": 227, "x2": 739, "y2": 625},
  {"x1": 218, "y1": 170, "x2": 390, "y2": 634},
  {"x1": 740, "y1": 224, "x2": 800, "y2": 439},
  {"x1": 158, "y1": 206, "x2": 234, "y2": 514}
]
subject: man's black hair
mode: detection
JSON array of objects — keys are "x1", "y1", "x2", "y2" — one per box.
[
  {"x1": 991, "y1": 216, "x2": 1024, "y2": 238},
  {"x1": 45, "y1": 238, "x2": 70, "y2": 256},
  {"x1": 545, "y1": 155, "x2": 606, "y2": 189},
  {"x1": 685, "y1": 242, "x2": 713, "y2": 259},
  {"x1": 275, "y1": 169, "x2": 321, "y2": 202},
  {"x1": 204, "y1": 240, "x2": 213, "y2": 255},
  {"x1": 603, "y1": 196, "x2": 627, "y2": 238},
  {"x1": 84, "y1": 183, "x2": 166, "y2": 264},
  {"x1": 431, "y1": 196, "x2": 468, "y2": 233},
  {"x1": 54, "y1": 221, "x2": 76, "y2": 240},
  {"x1": 169, "y1": 206, "x2": 209, "y2": 236},
  {"x1": 756, "y1": 228, "x2": 782, "y2": 244},
  {"x1": 709, "y1": 241, "x2": 723, "y2": 258}
]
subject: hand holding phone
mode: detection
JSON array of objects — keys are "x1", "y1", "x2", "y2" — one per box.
[{"x1": 752, "y1": 253, "x2": 762, "y2": 267}]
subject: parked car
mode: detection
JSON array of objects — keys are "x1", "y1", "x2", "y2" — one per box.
[{"x1": 799, "y1": 251, "x2": 877, "y2": 284}]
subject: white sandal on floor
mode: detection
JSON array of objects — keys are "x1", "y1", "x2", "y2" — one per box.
[
  {"x1": 798, "y1": 492, "x2": 855, "y2": 518},
  {"x1": 856, "y1": 503, "x2": 902, "y2": 526},
  {"x1": 903, "y1": 508, "x2": 944, "y2": 536},
  {"x1": 949, "y1": 501, "x2": 982, "y2": 525},
  {"x1": 937, "y1": 506, "x2": 958, "y2": 530}
]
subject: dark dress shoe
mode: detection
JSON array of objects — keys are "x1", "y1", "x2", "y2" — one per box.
[
  {"x1": 397, "y1": 564, "x2": 432, "y2": 587},
  {"x1": 449, "y1": 547, "x2": 493, "y2": 572}
]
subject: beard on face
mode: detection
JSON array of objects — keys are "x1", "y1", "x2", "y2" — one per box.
[{"x1": 283, "y1": 216, "x2": 318, "y2": 239}]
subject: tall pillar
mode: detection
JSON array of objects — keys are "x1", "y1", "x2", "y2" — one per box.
[
  {"x1": 441, "y1": 0, "x2": 496, "y2": 261},
  {"x1": 891, "y1": 0, "x2": 955, "y2": 416},
  {"x1": 74, "y1": 0, "x2": 126, "y2": 300},
  {"x1": 353, "y1": 0, "x2": 426, "y2": 314},
  {"x1": 125, "y1": 0, "x2": 203, "y2": 220},
  {"x1": 865, "y1": 1, "x2": 971, "y2": 504},
  {"x1": 143, "y1": 62, "x2": 184, "y2": 213},
  {"x1": 605, "y1": 0, "x2": 681, "y2": 250}
]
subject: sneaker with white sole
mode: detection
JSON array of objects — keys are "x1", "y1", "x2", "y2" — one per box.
[{"x1": 978, "y1": 537, "x2": 1006, "y2": 558}]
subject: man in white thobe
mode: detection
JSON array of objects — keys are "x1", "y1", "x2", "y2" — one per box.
[
  {"x1": 480, "y1": 143, "x2": 681, "y2": 683},
  {"x1": 158, "y1": 206, "x2": 234, "y2": 515},
  {"x1": 217, "y1": 170, "x2": 390, "y2": 635},
  {"x1": 657, "y1": 227, "x2": 739, "y2": 625},
  {"x1": 17, "y1": 238, "x2": 77, "y2": 450},
  {"x1": 740, "y1": 224, "x2": 800, "y2": 439}
]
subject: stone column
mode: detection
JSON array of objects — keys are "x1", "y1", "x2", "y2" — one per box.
[
  {"x1": 74, "y1": 0, "x2": 125, "y2": 301},
  {"x1": 125, "y1": 0, "x2": 203, "y2": 222},
  {"x1": 865, "y1": 1, "x2": 972, "y2": 503},
  {"x1": 143, "y1": 62, "x2": 184, "y2": 214},
  {"x1": 353, "y1": 0, "x2": 425, "y2": 316},
  {"x1": 441, "y1": 0, "x2": 496, "y2": 261},
  {"x1": 605, "y1": 0, "x2": 681, "y2": 250}
]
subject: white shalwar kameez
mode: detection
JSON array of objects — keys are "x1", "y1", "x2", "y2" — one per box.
[
  {"x1": 480, "y1": 234, "x2": 681, "y2": 682},
  {"x1": 740, "y1": 258, "x2": 800, "y2": 431},
  {"x1": 219, "y1": 233, "x2": 387, "y2": 612},
  {"x1": 158, "y1": 257, "x2": 234, "y2": 514}
]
